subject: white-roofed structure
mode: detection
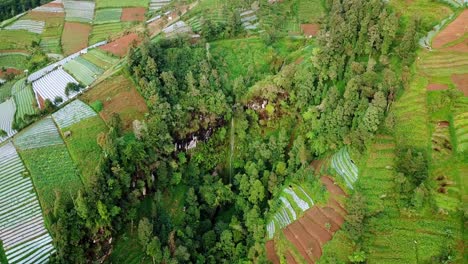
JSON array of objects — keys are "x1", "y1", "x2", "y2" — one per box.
[
  {"x1": 32, "y1": 68, "x2": 79, "y2": 106},
  {"x1": 0, "y1": 98, "x2": 17, "y2": 142}
]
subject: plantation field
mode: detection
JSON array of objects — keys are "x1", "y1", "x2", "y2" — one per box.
[
  {"x1": 62, "y1": 22, "x2": 91, "y2": 55},
  {"x1": 297, "y1": 0, "x2": 324, "y2": 23},
  {"x1": 0, "y1": 30, "x2": 39, "y2": 51},
  {"x1": 62, "y1": 116, "x2": 106, "y2": 187},
  {"x1": 89, "y1": 22, "x2": 130, "y2": 44},
  {"x1": 52, "y1": 99, "x2": 98, "y2": 129},
  {"x1": 94, "y1": 8, "x2": 123, "y2": 24},
  {"x1": 390, "y1": 0, "x2": 453, "y2": 29},
  {"x1": 81, "y1": 49, "x2": 119, "y2": 70},
  {"x1": 0, "y1": 98, "x2": 16, "y2": 140},
  {"x1": 0, "y1": 53, "x2": 28, "y2": 69},
  {"x1": 81, "y1": 74, "x2": 148, "y2": 131},
  {"x1": 96, "y1": 0, "x2": 149, "y2": 9},
  {"x1": 0, "y1": 81, "x2": 14, "y2": 103},
  {"x1": 11, "y1": 78, "x2": 37, "y2": 123},
  {"x1": 64, "y1": 57, "x2": 104, "y2": 86},
  {"x1": 4, "y1": 19, "x2": 45, "y2": 34},
  {"x1": 19, "y1": 144, "x2": 81, "y2": 213}
]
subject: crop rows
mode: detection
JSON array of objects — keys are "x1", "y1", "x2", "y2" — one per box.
[
  {"x1": 94, "y1": 8, "x2": 123, "y2": 24},
  {"x1": 267, "y1": 184, "x2": 316, "y2": 239},
  {"x1": 5, "y1": 19, "x2": 45, "y2": 34},
  {"x1": 419, "y1": 14, "x2": 453, "y2": 48},
  {"x1": 240, "y1": 10, "x2": 259, "y2": 31},
  {"x1": 0, "y1": 53, "x2": 28, "y2": 70},
  {"x1": 298, "y1": 0, "x2": 324, "y2": 23},
  {"x1": 0, "y1": 142, "x2": 55, "y2": 264},
  {"x1": 63, "y1": 0, "x2": 95, "y2": 23},
  {"x1": 64, "y1": 57, "x2": 103, "y2": 86},
  {"x1": 150, "y1": 0, "x2": 171, "y2": 11},
  {"x1": 14, "y1": 117, "x2": 64, "y2": 150},
  {"x1": 163, "y1": 21, "x2": 192, "y2": 36},
  {"x1": 90, "y1": 23, "x2": 126, "y2": 44},
  {"x1": 32, "y1": 68, "x2": 79, "y2": 105},
  {"x1": 82, "y1": 49, "x2": 119, "y2": 70},
  {"x1": 331, "y1": 148, "x2": 358, "y2": 189},
  {"x1": 40, "y1": 37, "x2": 62, "y2": 54},
  {"x1": 96, "y1": 0, "x2": 149, "y2": 9},
  {"x1": 12, "y1": 79, "x2": 36, "y2": 124},
  {"x1": 52, "y1": 99, "x2": 97, "y2": 129},
  {"x1": 0, "y1": 98, "x2": 17, "y2": 142},
  {"x1": 453, "y1": 97, "x2": 468, "y2": 153}
]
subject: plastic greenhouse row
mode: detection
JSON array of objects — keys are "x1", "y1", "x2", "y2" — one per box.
[
  {"x1": 52, "y1": 99, "x2": 97, "y2": 129},
  {"x1": 14, "y1": 117, "x2": 64, "y2": 150}
]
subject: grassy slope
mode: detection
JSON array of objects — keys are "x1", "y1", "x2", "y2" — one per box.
[
  {"x1": 0, "y1": 30, "x2": 39, "y2": 50},
  {"x1": 0, "y1": 53, "x2": 28, "y2": 69},
  {"x1": 62, "y1": 116, "x2": 108, "y2": 187},
  {"x1": 96, "y1": 0, "x2": 148, "y2": 9}
]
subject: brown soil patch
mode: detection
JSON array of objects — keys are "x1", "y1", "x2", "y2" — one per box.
[
  {"x1": 427, "y1": 83, "x2": 448, "y2": 91},
  {"x1": 100, "y1": 33, "x2": 140, "y2": 57},
  {"x1": 0, "y1": 68, "x2": 22, "y2": 78},
  {"x1": 27, "y1": 10, "x2": 65, "y2": 19},
  {"x1": 62, "y1": 22, "x2": 91, "y2": 55},
  {"x1": 288, "y1": 222, "x2": 321, "y2": 260},
  {"x1": 80, "y1": 75, "x2": 148, "y2": 131},
  {"x1": 321, "y1": 176, "x2": 346, "y2": 197},
  {"x1": 301, "y1": 24, "x2": 320, "y2": 37},
  {"x1": 266, "y1": 241, "x2": 280, "y2": 264},
  {"x1": 298, "y1": 217, "x2": 331, "y2": 245},
  {"x1": 320, "y1": 207, "x2": 344, "y2": 226},
  {"x1": 43, "y1": 1, "x2": 64, "y2": 8},
  {"x1": 437, "y1": 121, "x2": 450, "y2": 128},
  {"x1": 37, "y1": 93, "x2": 45, "y2": 110},
  {"x1": 451, "y1": 73, "x2": 468, "y2": 96},
  {"x1": 285, "y1": 251, "x2": 298, "y2": 264},
  {"x1": 328, "y1": 198, "x2": 347, "y2": 216},
  {"x1": 433, "y1": 10, "x2": 468, "y2": 49},
  {"x1": 121, "y1": 7, "x2": 146, "y2": 22},
  {"x1": 306, "y1": 207, "x2": 340, "y2": 232},
  {"x1": 444, "y1": 40, "x2": 468, "y2": 52},
  {"x1": 283, "y1": 227, "x2": 316, "y2": 263},
  {"x1": 311, "y1": 159, "x2": 324, "y2": 173},
  {"x1": 0, "y1": 50, "x2": 29, "y2": 54}
]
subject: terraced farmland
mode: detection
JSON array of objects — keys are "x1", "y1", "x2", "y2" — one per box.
[
  {"x1": 12, "y1": 78, "x2": 37, "y2": 124},
  {"x1": 0, "y1": 143, "x2": 55, "y2": 264},
  {"x1": 81, "y1": 49, "x2": 119, "y2": 70},
  {"x1": 64, "y1": 57, "x2": 104, "y2": 86},
  {"x1": 0, "y1": 30, "x2": 39, "y2": 51},
  {"x1": 94, "y1": 8, "x2": 123, "y2": 24},
  {"x1": 52, "y1": 99, "x2": 97, "y2": 129},
  {"x1": 150, "y1": 0, "x2": 171, "y2": 11},
  {"x1": 97, "y1": 0, "x2": 149, "y2": 8},
  {"x1": 14, "y1": 117, "x2": 82, "y2": 212},
  {"x1": 453, "y1": 97, "x2": 468, "y2": 153},
  {"x1": 330, "y1": 148, "x2": 358, "y2": 189},
  {"x1": 418, "y1": 51, "x2": 468, "y2": 77}
]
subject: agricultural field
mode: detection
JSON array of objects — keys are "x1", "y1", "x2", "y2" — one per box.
[
  {"x1": 4, "y1": 19, "x2": 45, "y2": 34},
  {"x1": 0, "y1": 30, "x2": 39, "y2": 51},
  {"x1": 0, "y1": 142, "x2": 55, "y2": 264},
  {"x1": 81, "y1": 48, "x2": 119, "y2": 70},
  {"x1": 64, "y1": 56, "x2": 104, "y2": 86},
  {"x1": 63, "y1": 0, "x2": 96, "y2": 23},
  {"x1": 11, "y1": 78, "x2": 37, "y2": 124},
  {"x1": 89, "y1": 22, "x2": 131, "y2": 44},
  {"x1": 81, "y1": 74, "x2": 148, "y2": 131},
  {"x1": 0, "y1": 81, "x2": 14, "y2": 103},
  {"x1": 96, "y1": 0, "x2": 149, "y2": 9},
  {"x1": 0, "y1": 53, "x2": 28, "y2": 70},
  {"x1": 52, "y1": 100, "x2": 107, "y2": 187},
  {"x1": 149, "y1": 0, "x2": 171, "y2": 11},
  {"x1": 94, "y1": 8, "x2": 123, "y2": 24},
  {"x1": 389, "y1": 0, "x2": 453, "y2": 29},
  {"x1": 14, "y1": 117, "x2": 82, "y2": 212},
  {"x1": 62, "y1": 22, "x2": 92, "y2": 55},
  {"x1": 121, "y1": 7, "x2": 147, "y2": 22},
  {"x1": 32, "y1": 68, "x2": 79, "y2": 106},
  {"x1": 330, "y1": 148, "x2": 359, "y2": 189},
  {"x1": 23, "y1": 11, "x2": 65, "y2": 54},
  {"x1": 99, "y1": 32, "x2": 141, "y2": 57}
]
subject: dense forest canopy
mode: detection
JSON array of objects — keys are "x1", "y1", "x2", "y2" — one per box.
[
  {"x1": 41, "y1": 0, "x2": 426, "y2": 263},
  {"x1": 0, "y1": 0, "x2": 51, "y2": 21}
]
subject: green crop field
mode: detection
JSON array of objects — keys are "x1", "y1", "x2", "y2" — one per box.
[
  {"x1": 20, "y1": 145, "x2": 82, "y2": 213},
  {"x1": 89, "y1": 22, "x2": 131, "y2": 44},
  {"x1": 0, "y1": 80, "x2": 14, "y2": 103},
  {"x1": 11, "y1": 78, "x2": 36, "y2": 123},
  {"x1": 96, "y1": 0, "x2": 149, "y2": 9},
  {"x1": 94, "y1": 8, "x2": 123, "y2": 24},
  {"x1": 63, "y1": 116, "x2": 107, "y2": 187},
  {"x1": 82, "y1": 49, "x2": 119, "y2": 70},
  {"x1": 64, "y1": 57, "x2": 104, "y2": 86},
  {"x1": 23, "y1": 12, "x2": 64, "y2": 53},
  {"x1": 0, "y1": 53, "x2": 28, "y2": 69},
  {"x1": 0, "y1": 30, "x2": 39, "y2": 51}
]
